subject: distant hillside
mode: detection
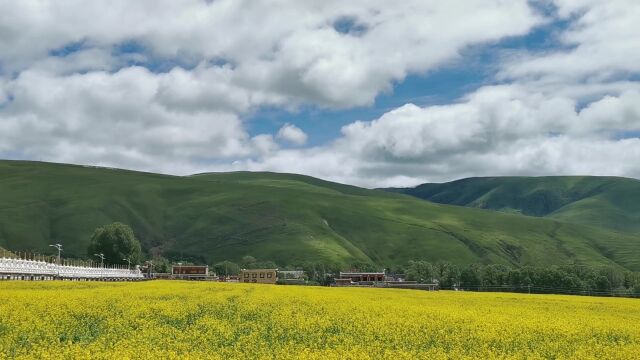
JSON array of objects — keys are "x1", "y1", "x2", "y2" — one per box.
[
  {"x1": 1, "y1": 161, "x2": 640, "y2": 270},
  {"x1": 387, "y1": 176, "x2": 640, "y2": 233}
]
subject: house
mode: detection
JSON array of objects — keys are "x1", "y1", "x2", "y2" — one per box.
[
  {"x1": 241, "y1": 269, "x2": 278, "y2": 284},
  {"x1": 334, "y1": 271, "x2": 438, "y2": 290},
  {"x1": 338, "y1": 271, "x2": 385, "y2": 283},
  {"x1": 172, "y1": 265, "x2": 209, "y2": 280}
]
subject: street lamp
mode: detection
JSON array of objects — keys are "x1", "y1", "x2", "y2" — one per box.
[
  {"x1": 94, "y1": 253, "x2": 105, "y2": 268},
  {"x1": 122, "y1": 257, "x2": 132, "y2": 270},
  {"x1": 49, "y1": 243, "x2": 63, "y2": 265},
  {"x1": 145, "y1": 260, "x2": 154, "y2": 278}
]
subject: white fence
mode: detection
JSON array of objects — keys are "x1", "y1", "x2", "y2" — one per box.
[{"x1": 0, "y1": 257, "x2": 144, "y2": 280}]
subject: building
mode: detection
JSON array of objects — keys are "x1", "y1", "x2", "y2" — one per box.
[
  {"x1": 241, "y1": 268, "x2": 278, "y2": 284},
  {"x1": 334, "y1": 271, "x2": 437, "y2": 290},
  {"x1": 172, "y1": 264, "x2": 209, "y2": 280},
  {"x1": 338, "y1": 271, "x2": 385, "y2": 283}
]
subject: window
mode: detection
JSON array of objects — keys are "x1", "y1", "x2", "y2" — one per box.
[
  {"x1": 260, "y1": 273, "x2": 265, "y2": 278},
  {"x1": 267, "y1": 273, "x2": 272, "y2": 278},
  {"x1": 252, "y1": 273, "x2": 257, "y2": 278},
  {"x1": 244, "y1": 273, "x2": 249, "y2": 278}
]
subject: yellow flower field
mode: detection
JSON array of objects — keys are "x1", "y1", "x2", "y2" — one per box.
[{"x1": 0, "y1": 281, "x2": 638, "y2": 359}]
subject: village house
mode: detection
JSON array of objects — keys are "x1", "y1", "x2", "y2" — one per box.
[
  {"x1": 241, "y1": 268, "x2": 278, "y2": 284},
  {"x1": 338, "y1": 271, "x2": 386, "y2": 284},
  {"x1": 172, "y1": 264, "x2": 210, "y2": 280},
  {"x1": 334, "y1": 270, "x2": 438, "y2": 290}
]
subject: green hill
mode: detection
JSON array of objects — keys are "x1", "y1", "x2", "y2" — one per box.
[
  {"x1": 388, "y1": 176, "x2": 640, "y2": 233},
  {"x1": 1, "y1": 161, "x2": 639, "y2": 270}
]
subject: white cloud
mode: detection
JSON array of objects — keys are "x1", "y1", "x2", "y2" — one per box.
[
  {"x1": 0, "y1": 0, "x2": 543, "y2": 180},
  {"x1": 1, "y1": 0, "x2": 639, "y2": 188},
  {"x1": 251, "y1": 134, "x2": 279, "y2": 157},
  {"x1": 230, "y1": 0, "x2": 640, "y2": 187},
  {"x1": 277, "y1": 124, "x2": 308, "y2": 146},
  {"x1": 234, "y1": 85, "x2": 640, "y2": 187},
  {"x1": 0, "y1": 67, "x2": 257, "y2": 173},
  {"x1": 0, "y1": 0, "x2": 541, "y2": 107},
  {"x1": 500, "y1": 0, "x2": 640, "y2": 98}
]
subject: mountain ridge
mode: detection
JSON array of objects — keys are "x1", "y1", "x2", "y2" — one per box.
[
  {"x1": 386, "y1": 176, "x2": 640, "y2": 233},
  {"x1": 1, "y1": 160, "x2": 639, "y2": 270}
]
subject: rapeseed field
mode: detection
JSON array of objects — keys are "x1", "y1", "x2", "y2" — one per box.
[{"x1": 0, "y1": 281, "x2": 638, "y2": 359}]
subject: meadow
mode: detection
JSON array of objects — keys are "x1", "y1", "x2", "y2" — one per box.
[{"x1": 0, "y1": 281, "x2": 638, "y2": 359}]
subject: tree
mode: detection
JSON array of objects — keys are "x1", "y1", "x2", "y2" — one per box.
[
  {"x1": 152, "y1": 256, "x2": 171, "y2": 274},
  {"x1": 460, "y1": 265, "x2": 482, "y2": 289},
  {"x1": 240, "y1": 255, "x2": 278, "y2": 269},
  {"x1": 87, "y1": 222, "x2": 142, "y2": 266},
  {"x1": 405, "y1": 260, "x2": 434, "y2": 283},
  {"x1": 241, "y1": 255, "x2": 257, "y2": 268},
  {"x1": 214, "y1": 260, "x2": 240, "y2": 276}
]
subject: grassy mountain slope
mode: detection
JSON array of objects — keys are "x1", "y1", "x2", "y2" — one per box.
[
  {"x1": 388, "y1": 176, "x2": 640, "y2": 233},
  {"x1": 1, "y1": 161, "x2": 639, "y2": 270}
]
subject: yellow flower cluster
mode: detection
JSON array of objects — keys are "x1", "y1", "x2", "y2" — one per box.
[{"x1": 0, "y1": 281, "x2": 638, "y2": 359}]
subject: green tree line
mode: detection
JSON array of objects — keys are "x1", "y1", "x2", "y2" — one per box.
[{"x1": 403, "y1": 261, "x2": 640, "y2": 297}]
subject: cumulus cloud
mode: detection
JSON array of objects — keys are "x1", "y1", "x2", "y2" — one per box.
[
  {"x1": 277, "y1": 124, "x2": 308, "y2": 146},
  {"x1": 232, "y1": 86, "x2": 640, "y2": 187},
  {"x1": 0, "y1": 0, "x2": 540, "y2": 107},
  {"x1": 1, "y1": 0, "x2": 639, "y2": 187},
  {"x1": 0, "y1": 67, "x2": 259, "y2": 173},
  {"x1": 500, "y1": 0, "x2": 640, "y2": 98},
  {"x1": 0, "y1": 0, "x2": 542, "y2": 179},
  {"x1": 231, "y1": 0, "x2": 640, "y2": 187}
]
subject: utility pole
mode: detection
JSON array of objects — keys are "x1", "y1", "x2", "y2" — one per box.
[
  {"x1": 49, "y1": 243, "x2": 63, "y2": 265},
  {"x1": 146, "y1": 260, "x2": 154, "y2": 279},
  {"x1": 94, "y1": 253, "x2": 105, "y2": 268}
]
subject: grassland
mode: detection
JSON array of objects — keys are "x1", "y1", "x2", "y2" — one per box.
[
  {"x1": 389, "y1": 176, "x2": 640, "y2": 233},
  {"x1": 0, "y1": 281, "x2": 638, "y2": 359},
  {"x1": 1, "y1": 160, "x2": 640, "y2": 270}
]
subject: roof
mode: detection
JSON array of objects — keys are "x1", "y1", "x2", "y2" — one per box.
[
  {"x1": 340, "y1": 272, "x2": 385, "y2": 276},
  {"x1": 172, "y1": 265, "x2": 208, "y2": 268},
  {"x1": 240, "y1": 268, "x2": 278, "y2": 271}
]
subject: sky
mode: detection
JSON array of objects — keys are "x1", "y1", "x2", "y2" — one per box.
[{"x1": 1, "y1": 0, "x2": 639, "y2": 188}]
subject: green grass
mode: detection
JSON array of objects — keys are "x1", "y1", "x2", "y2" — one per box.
[
  {"x1": 390, "y1": 176, "x2": 640, "y2": 233},
  {"x1": 1, "y1": 161, "x2": 640, "y2": 270}
]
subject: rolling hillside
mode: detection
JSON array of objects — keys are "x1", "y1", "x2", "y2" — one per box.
[
  {"x1": 1, "y1": 161, "x2": 639, "y2": 270},
  {"x1": 387, "y1": 176, "x2": 640, "y2": 234}
]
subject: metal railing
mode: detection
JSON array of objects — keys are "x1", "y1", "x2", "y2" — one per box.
[{"x1": 0, "y1": 257, "x2": 143, "y2": 280}]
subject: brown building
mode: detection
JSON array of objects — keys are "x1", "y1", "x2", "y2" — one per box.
[
  {"x1": 339, "y1": 272, "x2": 385, "y2": 283},
  {"x1": 241, "y1": 269, "x2": 278, "y2": 284},
  {"x1": 172, "y1": 265, "x2": 209, "y2": 279},
  {"x1": 335, "y1": 271, "x2": 438, "y2": 290}
]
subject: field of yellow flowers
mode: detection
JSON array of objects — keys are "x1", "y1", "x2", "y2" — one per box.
[{"x1": 0, "y1": 281, "x2": 638, "y2": 359}]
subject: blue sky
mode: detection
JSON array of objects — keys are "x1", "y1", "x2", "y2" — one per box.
[
  {"x1": 246, "y1": 15, "x2": 572, "y2": 147},
  {"x1": 0, "y1": 1, "x2": 639, "y2": 187}
]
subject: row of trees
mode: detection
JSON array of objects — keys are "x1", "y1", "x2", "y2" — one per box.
[
  {"x1": 182, "y1": 255, "x2": 640, "y2": 296},
  {"x1": 404, "y1": 261, "x2": 640, "y2": 296},
  {"x1": 80, "y1": 223, "x2": 640, "y2": 297}
]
